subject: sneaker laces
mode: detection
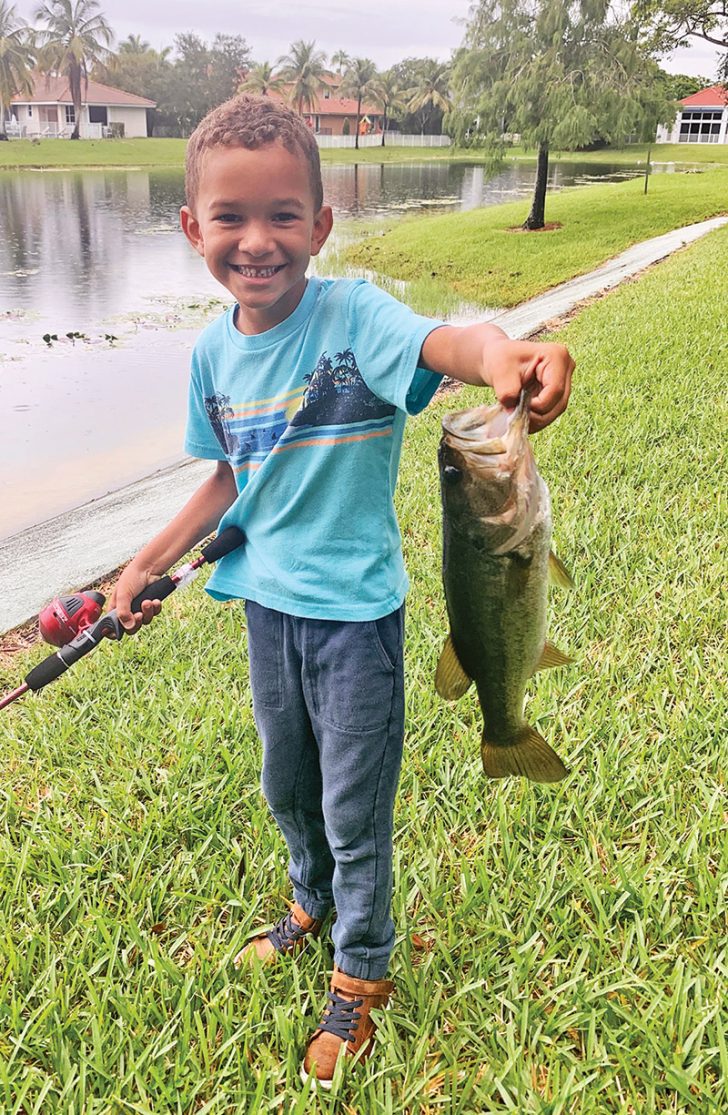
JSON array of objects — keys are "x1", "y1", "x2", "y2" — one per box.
[
  {"x1": 265, "y1": 910, "x2": 310, "y2": 953},
  {"x1": 316, "y1": 990, "x2": 364, "y2": 1043}
]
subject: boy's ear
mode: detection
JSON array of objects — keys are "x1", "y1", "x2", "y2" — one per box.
[
  {"x1": 180, "y1": 206, "x2": 205, "y2": 256},
  {"x1": 310, "y1": 205, "x2": 333, "y2": 257}
]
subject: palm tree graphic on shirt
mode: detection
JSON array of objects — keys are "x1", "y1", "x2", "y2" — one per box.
[{"x1": 291, "y1": 349, "x2": 394, "y2": 428}]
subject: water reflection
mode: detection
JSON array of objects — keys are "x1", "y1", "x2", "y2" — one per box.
[{"x1": 0, "y1": 157, "x2": 653, "y2": 538}]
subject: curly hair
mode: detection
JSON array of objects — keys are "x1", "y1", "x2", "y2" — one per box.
[{"x1": 185, "y1": 94, "x2": 324, "y2": 211}]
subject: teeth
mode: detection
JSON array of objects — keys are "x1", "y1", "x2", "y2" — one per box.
[{"x1": 233, "y1": 265, "x2": 281, "y2": 278}]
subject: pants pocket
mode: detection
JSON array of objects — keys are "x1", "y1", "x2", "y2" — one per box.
[{"x1": 309, "y1": 606, "x2": 404, "y2": 734}]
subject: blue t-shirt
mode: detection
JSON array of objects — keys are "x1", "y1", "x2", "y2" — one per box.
[{"x1": 184, "y1": 276, "x2": 443, "y2": 620}]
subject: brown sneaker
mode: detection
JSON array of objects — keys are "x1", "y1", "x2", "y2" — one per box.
[
  {"x1": 300, "y1": 965, "x2": 393, "y2": 1088},
  {"x1": 233, "y1": 901, "x2": 323, "y2": 968}
]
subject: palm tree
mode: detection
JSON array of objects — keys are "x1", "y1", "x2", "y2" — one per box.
[
  {"x1": 339, "y1": 57, "x2": 377, "y2": 149},
  {"x1": 118, "y1": 34, "x2": 150, "y2": 54},
  {"x1": 330, "y1": 50, "x2": 350, "y2": 75},
  {"x1": 0, "y1": 2, "x2": 35, "y2": 139},
  {"x1": 407, "y1": 60, "x2": 451, "y2": 134},
  {"x1": 368, "y1": 70, "x2": 406, "y2": 147},
  {"x1": 276, "y1": 39, "x2": 327, "y2": 116},
  {"x1": 34, "y1": 0, "x2": 113, "y2": 139},
  {"x1": 238, "y1": 61, "x2": 286, "y2": 97}
]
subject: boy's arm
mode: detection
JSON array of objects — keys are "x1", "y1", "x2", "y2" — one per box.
[
  {"x1": 421, "y1": 322, "x2": 574, "y2": 432},
  {"x1": 110, "y1": 461, "x2": 238, "y2": 633}
]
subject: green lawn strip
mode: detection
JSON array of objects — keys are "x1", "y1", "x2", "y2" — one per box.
[
  {"x1": 3, "y1": 137, "x2": 728, "y2": 171},
  {"x1": 0, "y1": 228, "x2": 726, "y2": 1109},
  {"x1": 0, "y1": 137, "x2": 188, "y2": 169},
  {"x1": 346, "y1": 168, "x2": 728, "y2": 309}
]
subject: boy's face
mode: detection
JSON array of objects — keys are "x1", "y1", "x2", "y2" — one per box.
[{"x1": 181, "y1": 141, "x2": 333, "y2": 335}]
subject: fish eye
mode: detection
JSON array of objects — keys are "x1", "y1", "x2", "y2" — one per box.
[{"x1": 443, "y1": 466, "x2": 462, "y2": 485}]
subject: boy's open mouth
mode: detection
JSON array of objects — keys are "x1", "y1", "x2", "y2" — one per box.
[{"x1": 230, "y1": 264, "x2": 285, "y2": 278}]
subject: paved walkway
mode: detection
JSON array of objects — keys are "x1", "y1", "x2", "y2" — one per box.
[{"x1": 2, "y1": 215, "x2": 726, "y2": 633}]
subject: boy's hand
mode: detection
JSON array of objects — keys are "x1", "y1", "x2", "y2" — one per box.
[
  {"x1": 484, "y1": 336, "x2": 574, "y2": 432},
  {"x1": 421, "y1": 324, "x2": 574, "y2": 432},
  {"x1": 109, "y1": 563, "x2": 164, "y2": 634}
]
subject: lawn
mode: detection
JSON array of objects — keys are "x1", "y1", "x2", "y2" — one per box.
[
  {"x1": 2, "y1": 136, "x2": 728, "y2": 171},
  {"x1": 346, "y1": 168, "x2": 728, "y2": 308},
  {"x1": 0, "y1": 225, "x2": 726, "y2": 1111}
]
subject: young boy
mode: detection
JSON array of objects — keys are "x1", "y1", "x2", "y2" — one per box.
[{"x1": 111, "y1": 94, "x2": 573, "y2": 1087}]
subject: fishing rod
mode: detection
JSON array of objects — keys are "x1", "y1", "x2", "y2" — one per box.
[{"x1": 0, "y1": 526, "x2": 245, "y2": 711}]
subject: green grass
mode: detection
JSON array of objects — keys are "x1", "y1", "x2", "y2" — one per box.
[
  {"x1": 3, "y1": 135, "x2": 728, "y2": 170},
  {"x1": 505, "y1": 142, "x2": 728, "y2": 166},
  {"x1": 346, "y1": 168, "x2": 728, "y2": 309},
  {"x1": 0, "y1": 137, "x2": 188, "y2": 168},
  {"x1": 1, "y1": 227, "x2": 726, "y2": 1111}
]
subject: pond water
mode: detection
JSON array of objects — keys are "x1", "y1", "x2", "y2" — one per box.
[{"x1": 1, "y1": 157, "x2": 656, "y2": 539}]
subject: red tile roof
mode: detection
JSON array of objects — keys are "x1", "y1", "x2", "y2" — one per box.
[
  {"x1": 11, "y1": 73, "x2": 155, "y2": 108},
  {"x1": 268, "y1": 75, "x2": 380, "y2": 118},
  {"x1": 680, "y1": 84, "x2": 727, "y2": 108}
]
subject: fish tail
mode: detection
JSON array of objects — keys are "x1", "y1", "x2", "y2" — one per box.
[{"x1": 481, "y1": 725, "x2": 568, "y2": 783}]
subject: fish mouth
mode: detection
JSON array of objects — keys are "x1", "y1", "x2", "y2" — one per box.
[{"x1": 442, "y1": 390, "x2": 531, "y2": 457}]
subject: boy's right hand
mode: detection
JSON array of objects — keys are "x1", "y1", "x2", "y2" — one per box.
[{"x1": 109, "y1": 563, "x2": 164, "y2": 634}]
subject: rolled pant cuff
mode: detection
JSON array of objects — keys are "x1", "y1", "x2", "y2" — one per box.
[
  {"x1": 334, "y1": 949, "x2": 391, "y2": 982},
  {"x1": 292, "y1": 889, "x2": 333, "y2": 921}
]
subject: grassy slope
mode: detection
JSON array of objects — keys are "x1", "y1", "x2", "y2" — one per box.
[
  {"x1": 0, "y1": 228, "x2": 726, "y2": 1111},
  {"x1": 1, "y1": 137, "x2": 728, "y2": 170},
  {"x1": 346, "y1": 169, "x2": 728, "y2": 308}
]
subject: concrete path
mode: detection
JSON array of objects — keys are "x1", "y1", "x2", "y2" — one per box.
[{"x1": 2, "y1": 215, "x2": 726, "y2": 633}]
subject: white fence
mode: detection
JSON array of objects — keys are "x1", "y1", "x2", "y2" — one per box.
[{"x1": 315, "y1": 132, "x2": 451, "y2": 149}]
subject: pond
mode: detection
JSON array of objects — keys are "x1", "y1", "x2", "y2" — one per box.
[{"x1": 0, "y1": 157, "x2": 654, "y2": 539}]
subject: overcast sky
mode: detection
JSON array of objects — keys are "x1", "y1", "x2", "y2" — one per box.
[{"x1": 16, "y1": 0, "x2": 723, "y2": 80}]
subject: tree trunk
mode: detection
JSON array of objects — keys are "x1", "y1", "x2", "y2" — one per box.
[
  {"x1": 355, "y1": 94, "x2": 361, "y2": 149},
  {"x1": 523, "y1": 142, "x2": 549, "y2": 230},
  {"x1": 381, "y1": 107, "x2": 387, "y2": 146},
  {"x1": 0, "y1": 96, "x2": 7, "y2": 140}
]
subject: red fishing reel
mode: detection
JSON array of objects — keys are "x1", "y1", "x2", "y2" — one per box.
[{"x1": 38, "y1": 591, "x2": 106, "y2": 647}]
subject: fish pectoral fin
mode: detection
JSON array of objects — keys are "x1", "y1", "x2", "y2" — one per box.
[
  {"x1": 481, "y1": 725, "x2": 569, "y2": 783},
  {"x1": 548, "y1": 551, "x2": 575, "y2": 590},
  {"x1": 534, "y1": 640, "x2": 573, "y2": 672},
  {"x1": 435, "y1": 635, "x2": 473, "y2": 700}
]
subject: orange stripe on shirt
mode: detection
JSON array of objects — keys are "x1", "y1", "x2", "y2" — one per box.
[{"x1": 270, "y1": 428, "x2": 393, "y2": 453}]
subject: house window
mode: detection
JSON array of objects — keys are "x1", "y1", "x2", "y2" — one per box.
[
  {"x1": 679, "y1": 109, "x2": 722, "y2": 143},
  {"x1": 27, "y1": 105, "x2": 32, "y2": 117},
  {"x1": 88, "y1": 106, "x2": 108, "y2": 125},
  {"x1": 65, "y1": 105, "x2": 75, "y2": 124}
]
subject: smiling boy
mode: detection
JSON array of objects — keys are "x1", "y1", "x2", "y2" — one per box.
[{"x1": 111, "y1": 94, "x2": 573, "y2": 1088}]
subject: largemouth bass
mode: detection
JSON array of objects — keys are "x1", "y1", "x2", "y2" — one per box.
[{"x1": 436, "y1": 390, "x2": 573, "y2": 783}]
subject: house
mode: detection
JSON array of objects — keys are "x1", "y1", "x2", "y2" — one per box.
[
  {"x1": 270, "y1": 75, "x2": 383, "y2": 137},
  {"x1": 7, "y1": 73, "x2": 156, "y2": 139},
  {"x1": 656, "y1": 83, "x2": 728, "y2": 144}
]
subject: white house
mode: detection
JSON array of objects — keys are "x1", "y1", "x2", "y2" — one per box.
[
  {"x1": 656, "y1": 84, "x2": 728, "y2": 144},
  {"x1": 7, "y1": 74, "x2": 155, "y2": 139}
]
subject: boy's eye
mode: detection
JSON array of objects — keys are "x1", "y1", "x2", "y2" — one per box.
[
  {"x1": 216, "y1": 213, "x2": 241, "y2": 223},
  {"x1": 273, "y1": 212, "x2": 298, "y2": 223}
]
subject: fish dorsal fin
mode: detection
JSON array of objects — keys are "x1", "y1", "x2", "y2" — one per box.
[
  {"x1": 435, "y1": 635, "x2": 473, "y2": 700},
  {"x1": 534, "y1": 641, "x2": 573, "y2": 672},
  {"x1": 548, "y1": 551, "x2": 575, "y2": 590}
]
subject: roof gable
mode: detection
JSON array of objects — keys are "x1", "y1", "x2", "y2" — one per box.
[{"x1": 11, "y1": 73, "x2": 156, "y2": 108}]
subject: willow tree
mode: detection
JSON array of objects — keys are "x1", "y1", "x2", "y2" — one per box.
[
  {"x1": 35, "y1": 0, "x2": 113, "y2": 139},
  {"x1": 633, "y1": 1, "x2": 728, "y2": 78},
  {"x1": 451, "y1": 0, "x2": 671, "y2": 228}
]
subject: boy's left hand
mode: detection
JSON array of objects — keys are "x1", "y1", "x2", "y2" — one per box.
[
  {"x1": 422, "y1": 324, "x2": 574, "y2": 433},
  {"x1": 484, "y1": 337, "x2": 574, "y2": 432}
]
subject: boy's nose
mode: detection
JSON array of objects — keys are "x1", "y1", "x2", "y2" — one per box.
[{"x1": 238, "y1": 223, "x2": 274, "y2": 256}]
